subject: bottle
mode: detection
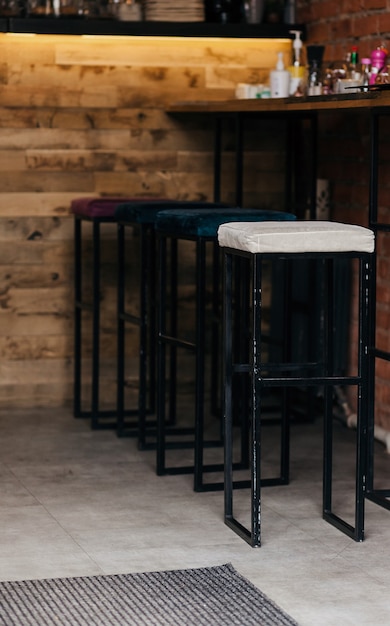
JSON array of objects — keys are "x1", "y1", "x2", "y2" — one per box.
[
  {"x1": 360, "y1": 57, "x2": 371, "y2": 89},
  {"x1": 245, "y1": 0, "x2": 264, "y2": 23},
  {"x1": 370, "y1": 46, "x2": 388, "y2": 85},
  {"x1": 306, "y1": 45, "x2": 325, "y2": 96},
  {"x1": 290, "y1": 30, "x2": 303, "y2": 67},
  {"x1": 270, "y1": 52, "x2": 291, "y2": 98},
  {"x1": 288, "y1": 30, "x2": 307, "y2": 96},
  {"x1": 349, "y1": 45, "x2": 360, "y2": 80}
]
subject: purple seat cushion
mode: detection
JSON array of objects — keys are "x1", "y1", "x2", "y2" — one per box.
[{"x1": 70, "y1": 197, "x2": 159, "y2": 219}]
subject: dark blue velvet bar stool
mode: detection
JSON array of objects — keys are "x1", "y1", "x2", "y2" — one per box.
[
  {"x1": 72, "y1": 196, "x2": 146, "y2": 430},
  {"x1": 114, "y1": 200, "x2": 230, "y2": 449},
  {"x1": 155, "y1": 207, "x2": 296, "y2": 492},
  {"x1": 218, "y1": 220, "x2": 375, "y2": 547}
]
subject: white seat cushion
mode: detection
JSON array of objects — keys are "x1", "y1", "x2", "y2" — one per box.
[{"x1": 217, "y1": 221, "x2": 375, "y2": 254}]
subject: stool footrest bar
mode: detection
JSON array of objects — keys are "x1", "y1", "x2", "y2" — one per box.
[
  {"x1": 366, "y1": 491, "x2": 390, "y2": 510},
  {"x1": 323, "y1": 511, "x2": 363, "y2": 541}
]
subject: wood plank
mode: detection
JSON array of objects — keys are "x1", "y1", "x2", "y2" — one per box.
[
  {"x1": 0, "y1": 151, "x2": 25, "y2": 170},
  {"x1": 25, "y1": 149, "x2": 178, "y2": 172},
  {"x1": 0, "y1": 107, "x2": 188, "y2": 130},
  {"x1": 0, "y1": 193, "x2": 91, "y2": 217},
  {"x1": 0, "y1": 217, "x2": 74, "y2": 241},
  {"x1": 0, "y1": 242, "x2": 73, "y2": 264},
  {"x1": 7, "y1": 64, "x2": 208, "y2": 91},
  {"x1": 0, "y1": 311, "x2": 73, "y2": 335},
  {"x1": 0, "y1": 382, "x2": 73, "y2": 408},
  {"x1": 0, "y1": 336, "x2": 72, "y2": 359},
  {"x1": 0, "y1": 127, "x2": 213, "y2": 151},
  {"x1": 0, "y1": 264, "x2": 71, "y2": 289},
  {"x1": 0, "y1": 171, "x2": 95, "y2": 193},
  {"x1": 55, "y1": 37, "x2": 291, "y2": 69},
  {"x1": 94, "y1": 171, "x2": 214, "y2": 199},
  {"x1": 5, "y1": 287, "x2": 72, "y2": 315},
  {"x1": 0, "y1": 358, "x2": 71, "y2": 384}
]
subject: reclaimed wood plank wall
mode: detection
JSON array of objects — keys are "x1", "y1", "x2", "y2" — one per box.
[{"x1": 0, "y1": 33, "x2": 290, "y2": 409}]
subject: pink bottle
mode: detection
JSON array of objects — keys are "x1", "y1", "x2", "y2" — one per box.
[{"x1": 370, "y1": 46, "x2": 388, "y2": 84}]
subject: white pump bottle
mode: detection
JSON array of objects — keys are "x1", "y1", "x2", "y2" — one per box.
[
  {"x1": 290, "y1": 30, "x2": 303, "y2": 67},
  {"x1": 270, "y1": 52, "x2": 290, "y2": 98}
]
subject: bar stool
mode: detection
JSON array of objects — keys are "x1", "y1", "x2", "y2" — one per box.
[
  {"x1": 72, "y1": 195, "x2": 154, "y2": 430},
  {"x1": 115, "y1": 200, "x2": 230, "y2": 449},
  {"x1": 155, "y1": 207, "x2": 296, "y2": 492},
  {"x1": 218, "y1": 220, "x2": 375, "y2": 547}
]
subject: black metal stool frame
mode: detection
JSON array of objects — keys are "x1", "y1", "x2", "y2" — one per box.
[
  {"x1": 116, "y1": 219, "x2": 158, "y2": 447},
  {"x1": 223, "y1": 247, "x2": 373, "y2": 547},
  {"x1": 74, "y1": 213, "x2": 132, "y2": 429},
  {"x1": 157, "y1": 231, "x2": 249, "y2": 492},
  {"x1": 73, "y1": 214, "x2": 138, "y2": 430}
]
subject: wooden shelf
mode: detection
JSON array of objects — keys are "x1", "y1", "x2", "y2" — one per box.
[{"x1": 2, "y1": 18, "x2": 305, "y2": 38}]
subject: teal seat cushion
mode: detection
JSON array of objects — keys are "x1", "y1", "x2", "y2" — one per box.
[
  {"x1": 115, "y1": 201, "x2": 230, "y2": 225},
  {"x1": 155, "y1": 208, "x2": 296, "y2": 238}
]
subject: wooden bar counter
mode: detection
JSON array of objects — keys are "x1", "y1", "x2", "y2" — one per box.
[
  {"x1": 168, "y1": 88, "x2": 390, "y2": 113},
  {"x1": 168, "y1": 88, "x2": 390, "y2": 441}
]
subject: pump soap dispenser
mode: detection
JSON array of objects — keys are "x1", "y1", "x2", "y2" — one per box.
[
  {"x1": 270, "y1": 52, "x2": 290, "y2": 98},
  {"x1": 288, "y1": 30, "x2": 306, "y2": 95}
]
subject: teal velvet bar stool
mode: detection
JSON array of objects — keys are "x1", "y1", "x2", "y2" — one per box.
[
  {"x1": 155, "y1": 206, "x2": 296, "y2": 492},
  {"x1": 72, "y1": 195, "x2": 147, "y2": 430},
  {"x1": 114, "y1": 200, "x2": 230, "y2": 449},
  {"x1": 218, "y1": 220, "x2": 375, "y2": 546}
]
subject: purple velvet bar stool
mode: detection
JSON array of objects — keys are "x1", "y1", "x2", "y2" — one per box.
[{"x1": 71, "y1": 196, "x2": 152, "y2": 430}]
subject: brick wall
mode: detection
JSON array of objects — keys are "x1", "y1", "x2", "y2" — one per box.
[
  {"x1": 296, "y1": 0, "x2": 388, "y2": 60},
  {"x1": 297, "y1": 1, "x2": 390, "y2": 429}
]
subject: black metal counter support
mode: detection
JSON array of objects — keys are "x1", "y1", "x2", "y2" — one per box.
[{"x1": 366, "y1": 108, "x2": 390, "y2": 511}]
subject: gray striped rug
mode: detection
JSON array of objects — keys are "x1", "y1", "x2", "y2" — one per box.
[{"x1": 0, "y1": 563, "x2": 299, "y2": 626}]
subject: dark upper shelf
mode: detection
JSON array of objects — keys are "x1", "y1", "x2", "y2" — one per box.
[{"x1": 2, "y1": 18, "x2": 305, "y2": 38}]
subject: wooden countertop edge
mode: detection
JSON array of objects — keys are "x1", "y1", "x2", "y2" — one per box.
[{"x1": 167, "y1": 90, "x2": 390, "y2": 113}]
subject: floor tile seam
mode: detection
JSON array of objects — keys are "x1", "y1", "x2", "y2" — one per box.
[
  {"x1": 11, "y1": 481, "x2": 108, "y2": 576},
  {"x1": 3, "y1": 465, "x2": 44, "y2": 507},
  {"x1": 260, "y1": 502, "x2": 357, "y2": 557},
  {"x1": 329, "y1": 549, "x2": 390, "y2": 586}
]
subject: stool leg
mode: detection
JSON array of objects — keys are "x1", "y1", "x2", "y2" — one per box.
[
  {"x1": 323, "y1": 258, "x2": 338, "y2": 528},
  {"x1": 224, "y1": 251, "x2": 262, "y2": 547},
  {"x1": 210, "y1": 242, "x2": 221, "y2": 418},
  {"x1": 148, "y1": 227, "x2": 157, "y2": 416},
  {"x1": 116, "y1": 222, "x2": 126, "y2": 435},
  {"x1": 138, "y1": 225, "x2": 151, "y2": 449},
  {"x1": 194, "y1": 239, "x2": 207, "y2": 491},
  {"x1": 91, "y1": 219, "x2": 101, "y2": 429},
  {"x1": 323, "y1": 255, "x2": 370, "y2": 541},
  {"x1": 354, "y1": 256, "x2": 371, "y2": 538},
  {"x1": 157, "y1": 235, "x2": 168, "y2": 475},
  {"x1": 280, "y1": 259, "x2": 292, "y2": 484},
  {"x1": 224, "y1": 251, "x2": 234, "y2": 526},
  {"x1": 233, "y1": 256, "x2": 250, "y2": 464},
  {"x1": 74, "y1": 216, "x2": 82, "y2": 418},
  {"x1": 250, "y1": 253, "x2": 263, "y2": 547},
  {"x1": 168, "y1": 238, "x2": 178, "y2": 425}
]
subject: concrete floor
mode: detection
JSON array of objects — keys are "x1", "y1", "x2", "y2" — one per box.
[{"x1": 0, "y1": 407, "x2": 389, "y2": 625}]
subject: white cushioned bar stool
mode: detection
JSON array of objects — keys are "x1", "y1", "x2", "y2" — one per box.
[{"x1": 219, "y1": 220, "x2": 375, "y2": 547}]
